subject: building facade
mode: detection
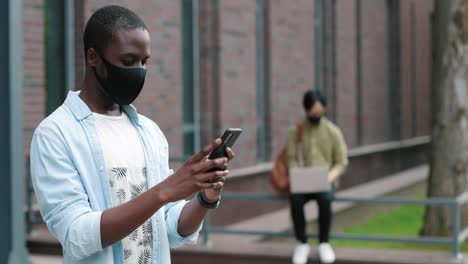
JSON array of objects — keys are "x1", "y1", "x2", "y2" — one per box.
[{"x1": 23, "y1": 0, "x2": 433, "y2": 170}]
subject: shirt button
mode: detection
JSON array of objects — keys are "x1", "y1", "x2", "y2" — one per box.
[{"x1": 99, "y1": 166, "x2": 104, "y2": 172}]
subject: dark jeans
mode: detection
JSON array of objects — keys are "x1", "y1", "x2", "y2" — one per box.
[{"x1": 289, "y1": 190, "x2": 334, "y2": 243}]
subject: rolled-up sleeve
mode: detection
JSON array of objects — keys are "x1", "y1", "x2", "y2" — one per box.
[
  {"x1": 331, "y1": 127, "x2": 349, "y2": 172},
  {"x1": 30, "y1": 126, "x2": 103, "y2": 260},
  {"x1": 159, "y1": 136, "x2": 202, "y2": 248},
  {"x1": 165, "y1": 199, "x2": 202, "y2": 248}
]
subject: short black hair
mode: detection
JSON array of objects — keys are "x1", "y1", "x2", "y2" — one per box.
[
  {"x1": 83, "y1": 5, "x2": 147, "y2": 61},
  {"x1": 303, "y1": 90, "x2": 327, "y2": 110}
]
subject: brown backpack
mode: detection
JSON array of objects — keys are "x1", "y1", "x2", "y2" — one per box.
[{"x1": 271, "y1": 123, "x2": 303, "y2": 196}]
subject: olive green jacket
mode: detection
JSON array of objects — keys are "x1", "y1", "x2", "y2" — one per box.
[{"x1": 287, "y1": 118, "x2": 349, "y2": 175}]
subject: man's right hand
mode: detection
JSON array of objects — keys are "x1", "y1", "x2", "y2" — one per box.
[{"x1": 158, "y1": 138, "x2": 229, "y2": 203}]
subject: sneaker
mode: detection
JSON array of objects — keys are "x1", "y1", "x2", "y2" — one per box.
[
  {"x1": 318, "y1": 243, "x2": 336, "y2": 263},
  {"x1": 292, "y1": 243, "x2": 310, "y2": 264}
]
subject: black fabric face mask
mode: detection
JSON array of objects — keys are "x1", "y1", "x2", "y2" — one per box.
[
  {"x1": 308, "y1": 116, "x2": 322, "y2": 125},
  {"x1": 93, "y1": 53, "x2": 146, "y2": 105}
]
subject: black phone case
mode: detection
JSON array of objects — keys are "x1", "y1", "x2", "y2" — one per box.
[{"x1": 208, "y1": 128, "x2": 242, "y2": 159}]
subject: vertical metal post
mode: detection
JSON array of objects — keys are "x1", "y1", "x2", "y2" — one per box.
[
  {"x1": 385, "y1": 0, "x2": 391, "y2": 140},
  {"x1": 322, "y1": 0, "x2": 331, "y2": 118},
  {"x1": 45, "y1": 0, "x2": 66, "y2": 114},
  {"x1": 452, "y1": 202, "x2": 461, "y2": 259},
  {"x1": 256, "y1": 0, "x2": 266, "y2": 162},
  {"x1": 386, "y1": 0, "x2": 401, "y2": 141},
  {"x1": 1, "y1": 0, "x2": 30, "y2": 263},
  {"x1": 65, "y1": 0, "x2": 75, "y2": 92},
  {"x1": 198, "y1": 0, "x2": 221, "y2": 144},
  {"x1": 263, "y1": 0, "x2": 271, "y2": 160},
  {"x1": 314, "y1": 0, "x2": 324, "y2": 91},
  {"x1": 356, "y1": 0, "x2": 363, "y2": 145},
  {"x1": 212, "y1": 1, "x2": 221, "y2": 138},
  {"x1": 331, "y1": 0, "x2": 337, "y2": 122},
  {"x1": 193, "y1": 0, "x2": 201, "y2": 152},
  {"x1": 181, "y1": 0, "x2": 196, "y2": 157},
  {"x1": 410, "y1": 2, "x2": 417, "y2": 137},
  {"x1": 322, "y1": 0, "x2": 337, "y2": 121}
]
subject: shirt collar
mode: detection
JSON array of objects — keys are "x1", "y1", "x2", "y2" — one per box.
[
  {"x1": 64, "y1": 91, "x2": 142, "y2": 126},
  {"x1": 303, "y1": 116, "x2": 327, "y2": 128}
]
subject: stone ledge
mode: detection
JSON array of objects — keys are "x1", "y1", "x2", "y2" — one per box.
[{"x1": 227, "y1": 136, "x2": 430, "y2": 181}]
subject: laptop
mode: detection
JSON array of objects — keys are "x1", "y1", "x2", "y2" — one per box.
[{"x1": 290, "y1": 167, "x2": 330, "y2": 194}]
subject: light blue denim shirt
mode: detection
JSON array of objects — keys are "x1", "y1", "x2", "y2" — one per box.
[{"x1": 30, "y1": 91, "x2": 201, "y2": 264}]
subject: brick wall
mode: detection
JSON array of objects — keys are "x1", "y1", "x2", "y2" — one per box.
[
  {"x1": 269, "y1": 0, "x2": 316, "y2": 157},
  {"x1": 22, "y1": 0, "x2": 433, "y2": 169},
  {"x1": 414, "y1": 0, "x2": 432, "y2": 137},
  {"x1": 199, "y1": 0, "x2": 221, "y2": 146},
  {"x1": 336, "y1": 0, "x2": 358, "y2": 148},
  {"x1": 218, "y1": 0, "x2": 258, "y2": 167},
  {"x1": 360, "y1": 1, "x2": 388, "y2": 145},
  {"x1": 400, "y1": 0, "x2": 432, "y2": 140}
]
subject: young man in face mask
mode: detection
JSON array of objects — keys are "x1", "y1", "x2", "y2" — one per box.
[
  {"x1": 288, "y1": 90, "x2": 348, "y2": 264},
  {"x1": 30, "y1": 5, "x2": 235, "y2": 263}
]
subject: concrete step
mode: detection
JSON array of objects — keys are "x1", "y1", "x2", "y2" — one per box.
[
  {"x1": 30, "y1": 254, "x2": 63, "y2": 264},
  {"x1": 173, "y1": 239, "x2": 465, "y2": 264},
  {"x1": 27, "y1": 228, "x2": 462, "y2": 264},
  {"x1": 27, "y1": 224, "x2": 62, "y2": 255}
]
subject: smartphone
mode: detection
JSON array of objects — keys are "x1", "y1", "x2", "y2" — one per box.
[{"x1": 208, "y1": 128, "x2": 242, "y2": 160}]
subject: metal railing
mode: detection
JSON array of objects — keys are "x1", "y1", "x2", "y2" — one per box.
[
  {"x1": 25, "y1": 172, "x2": 468, "y2": 259},
  {"x1": 202, "y1": 192, "x2": 468, "y2": 259}
]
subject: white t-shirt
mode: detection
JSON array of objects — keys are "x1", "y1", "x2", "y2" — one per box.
[{"x1": 93, "y1": 112, "x2": 153, "y2": 264}]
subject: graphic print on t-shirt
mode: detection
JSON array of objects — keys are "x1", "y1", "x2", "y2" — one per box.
[
  {"x1": 110, "y1": 166, "x2": 152, "y2": 264},
  {"x1": 93, "y1": 112, "x2": 153, "y2": 264}
]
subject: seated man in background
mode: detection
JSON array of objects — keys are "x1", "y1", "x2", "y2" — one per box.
[{"x1": 288, "y1": 90, "x2": 348, "y2": 264}]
